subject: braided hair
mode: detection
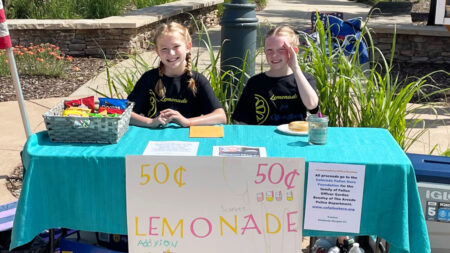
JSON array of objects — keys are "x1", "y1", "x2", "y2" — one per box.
[
  {"x1": 184, "y1": 51, "x2": 197, "y2": 96},
  {"x1": 154, "y1": 22, "x2": 196, "y2": 98},
  {"x1": 155, "y1": 61, "x2": 166, "y2": 98}
]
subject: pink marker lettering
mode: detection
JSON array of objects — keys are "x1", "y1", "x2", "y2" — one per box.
[
  {"x1": 286, "y1": 211, "x2": 298, "y2": 232},
  {"x1": 190, "y1": 217, "x2": 212, "y2": 238},
  {"x1": 149, "y1": 217, "x2": 160, "y2": 235},
  {"x1": 241, "y1": 214, "x2": 262, "y2": 235}
]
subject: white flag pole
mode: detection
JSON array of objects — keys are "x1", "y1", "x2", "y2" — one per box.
[
  {"x1": 7, "y1": 48, "x2": 32, "y2": 138},
  {"x1": 1, "y1": 1, "x2": 32, "y2": 138}
]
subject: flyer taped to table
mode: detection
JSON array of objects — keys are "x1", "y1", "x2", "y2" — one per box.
[{"x1": 304, "y1": 162, "x2": 365, "y2": 233}]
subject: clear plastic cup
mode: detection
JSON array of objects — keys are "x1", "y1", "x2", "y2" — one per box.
[{"x1": 307, "y1": 114, "x2": 329, "y2": 145}]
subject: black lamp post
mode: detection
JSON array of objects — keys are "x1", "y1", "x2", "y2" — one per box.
[{"x1": 220, "y1": 0, "x2": 258, "y2": 85}]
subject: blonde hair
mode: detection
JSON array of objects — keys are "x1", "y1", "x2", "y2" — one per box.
[
  {"x1": 154, "y1": 22, "x2": 196, "y2": 98},
  {"x1": 264, "y1": 26, "x2": 299, "y2": 49}
]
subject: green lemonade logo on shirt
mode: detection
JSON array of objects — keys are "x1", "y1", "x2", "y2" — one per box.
[
  {"x1": 255, "y1": 94, "x2": 269, "y2": 125},
  {"x1": 160, "y1": 97, "x2": 188, "y2": 103},
  {"x1": 270, "y1": 94, "x2": 298, "y2": 101},
  {"x1": 148, "y1": 90, "x2": 157, "y2": 117}
]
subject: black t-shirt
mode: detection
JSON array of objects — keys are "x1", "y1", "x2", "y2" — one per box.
[
  {"x1": 232, "y1": 72, "x2": 319, "y2": 125},
  {"x1": 128, "y1": 69, "x2": 222, "y2": 118}
]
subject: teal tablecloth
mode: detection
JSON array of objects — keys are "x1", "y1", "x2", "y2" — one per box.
[{"x1": 11, "y1": 126, "x2": 429, "y2": 252}]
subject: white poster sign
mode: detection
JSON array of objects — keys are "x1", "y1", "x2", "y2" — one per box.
[
  {"x1": 126, "y1": 156, "x2": 305, "y2": 253},
  {"x1": 304, "y1": 162, "x2": 365, "y2": 233}
]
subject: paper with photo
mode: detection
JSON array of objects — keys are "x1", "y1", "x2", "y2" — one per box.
[{"x1": 213, "y1": 146, "x2": 267, "y2": 157}]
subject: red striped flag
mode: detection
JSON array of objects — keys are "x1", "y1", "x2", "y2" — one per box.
[{"x1": 0, "y1": 1, "x2": 12, "y2": 49}]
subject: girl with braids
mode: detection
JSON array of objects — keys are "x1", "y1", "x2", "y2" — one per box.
[
  {"x1": 232, "y1": 25, "x2": 319, "y2": 125},
  {"x1": 128, "y1": 22, "x2": 226, "y2": 128}
]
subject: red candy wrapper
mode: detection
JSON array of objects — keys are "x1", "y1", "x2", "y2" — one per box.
[
  {"x1": 64, "y1": 96, "x2": 95, "y2": 112},
  {"x1": 98, "y1": 107, "x2": 124, "y2": 115}
]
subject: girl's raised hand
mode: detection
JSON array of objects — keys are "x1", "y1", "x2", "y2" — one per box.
[
  {"x1": 160, "y1": 108, "x2": 190, "y2": 127},
  {"x1": 283, "y1": 41, "x2": 299, "y2": 70}
]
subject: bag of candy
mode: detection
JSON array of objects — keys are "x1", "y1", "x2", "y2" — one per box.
[
  {"x1": 64, "y1": 96, "x2": 95, "y2": 112},
  {"x1": 98, "y1": 98, "x2": 128, "y2": 115},
  {"x1": 62, "y1": 107, "x2": 91, "y2": 117}
]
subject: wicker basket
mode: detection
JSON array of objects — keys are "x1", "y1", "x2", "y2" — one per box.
[{"x1": 43, "y1": 101, "x2": 134, "y2": 144}]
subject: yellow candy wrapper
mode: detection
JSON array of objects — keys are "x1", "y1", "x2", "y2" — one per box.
[
  {"x1": 62, "y1": 107, "x2": 91, "y2": 117},
  {"x1": 98, "y1": 110, "x2": 108, "y2": 116}
]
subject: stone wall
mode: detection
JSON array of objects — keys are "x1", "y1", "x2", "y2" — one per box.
[
  {"x1": 7, "y1": 0, "x2": 221, "y2": 58},
  {"x1": 370, "y1": 24, "x2": 450, "y2": 64}
]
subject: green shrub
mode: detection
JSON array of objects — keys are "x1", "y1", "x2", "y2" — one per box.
[
  {"x1": 133, "y1": 0, "x2": 174, "y2": 9},
  {"x1": 7, "y1": 0, "x2": 81, "y2": 19},
  {"x1": 5, "y1": 0, "x2": 174, "y2": 19},
  {"x1": 80, "y1": 0, "x2": 129, "y2": 19}
]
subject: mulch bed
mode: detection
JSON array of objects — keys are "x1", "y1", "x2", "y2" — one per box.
[{"x1": 0, "y1": 57, "x2": 106, "y2": 102}]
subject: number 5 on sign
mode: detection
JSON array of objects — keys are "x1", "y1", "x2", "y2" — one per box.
[
  {"x1": 138, "y1": 162, "x2": 186, "y2": 187},
  {"x1": 254, "y1": 162, "x2": 300, "y2": 190}
]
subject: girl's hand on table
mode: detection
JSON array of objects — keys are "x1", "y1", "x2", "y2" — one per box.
[
  {"x1": 149, "y1": 114, "x2": 169, "y2": 128},
  {"x1": 160, "y1": 109, "x2": 190, "y2": 127},
  {"x1": 130, "y1": 112, "x2": 168, "y2": 128}
]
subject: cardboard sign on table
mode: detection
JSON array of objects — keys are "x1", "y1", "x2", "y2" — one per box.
[{"x1": 126, "y1": 156, "x2": 305, "y2": 253}]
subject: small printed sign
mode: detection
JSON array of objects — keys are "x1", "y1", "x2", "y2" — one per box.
[{"x1": 304, "y1": 162, "x2": 366, "y2": 233}]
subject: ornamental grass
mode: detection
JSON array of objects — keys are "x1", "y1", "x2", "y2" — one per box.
[{"x1": 299, "y1": 13, "x2": 449, "y2": 151}]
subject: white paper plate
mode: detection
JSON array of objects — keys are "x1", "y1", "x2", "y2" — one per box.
[{"x1": 276, "y1": 124, "x2": 308, "y2": 136}]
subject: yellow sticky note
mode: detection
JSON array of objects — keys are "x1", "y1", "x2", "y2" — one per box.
[{"x1": 189, "y1": 125, "x2": 224, "y2": 138}]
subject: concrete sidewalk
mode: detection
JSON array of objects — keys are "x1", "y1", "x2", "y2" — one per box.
[{"x1": 0, "y1": 0, "x2": 448, "y2": 207}]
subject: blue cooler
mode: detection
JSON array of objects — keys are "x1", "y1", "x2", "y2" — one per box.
[
  {"x1": 96, "y1": 232, "x2": 128, "y2": 252},
  {"x1": 407, "y1": 153, "x2": 450, "y2": 253}
]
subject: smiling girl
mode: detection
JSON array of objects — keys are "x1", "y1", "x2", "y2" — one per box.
[
  {"x1": 128, "y1": 22, "x2": 226, "y2": 128},
  {"x1": 232, "y1": 25, "x2": 319, "y2": 125}
]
